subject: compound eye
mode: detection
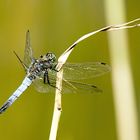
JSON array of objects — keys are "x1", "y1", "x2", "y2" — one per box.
[{"x1": 40, "y1": 55, "x2": 43, "y2": 58}]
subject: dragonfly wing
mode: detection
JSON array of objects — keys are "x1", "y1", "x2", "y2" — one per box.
[
  {"x1": 62, "y1": 79, "x2": 102, "y2": 94},
  {"x1": 62, "y1": 62, "x2": 110, "y2": 80},
  {"x1": 33, "y1": 78, "x2": 102, "y2": 94},
  {"x1": 33, "y1": 70, "x2": 101, "y2": 94},
  {"x1": 33, "y1": 78, "x2": 55, "y2": 93},
  {"x1": 23, "y1": 30, "x2": 34, "y2": 67},
  {"x1": 33, "y1": 70, "x2": 56, "y2": 93}
]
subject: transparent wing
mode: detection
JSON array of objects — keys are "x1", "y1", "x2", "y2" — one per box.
[
  {"x1": 33, "y1": 70, "x2": 102, "y2": 94},
  {"x1": 33, "y1": 71, "x2": 56, "y2": 93},
  {"x1": 23, "y1": 30, "x2": 33, "y2": 67},
  {"x1": 62, "y1": 79, "x2": 102, "y2": 93},
  {"x1": 33, "y1": 77, "x2": 55, "y2": 93},
  {"x1": 62, "y1": 62, "x2": 110, "y2": 80}
]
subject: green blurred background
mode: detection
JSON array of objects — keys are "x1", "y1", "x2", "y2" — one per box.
[{"x1": 0, "y1": 1, "x2": 139, "y2": 140}]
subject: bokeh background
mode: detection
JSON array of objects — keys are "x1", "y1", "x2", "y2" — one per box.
[{"x1": 0, "y1": 0, "x2": 139, "y2": 140}]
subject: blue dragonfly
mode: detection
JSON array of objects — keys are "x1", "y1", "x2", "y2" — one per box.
[{"x1": 0, "y1": 30, "x2": 110, "y2": 114}]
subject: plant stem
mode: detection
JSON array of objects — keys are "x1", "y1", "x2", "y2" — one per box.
[
  {"x1": 104, "y1": 1, "x2": 139, "y2": 140},
  {"x1": 49, "y1": 69, "x2": 63, "y2": 140}
]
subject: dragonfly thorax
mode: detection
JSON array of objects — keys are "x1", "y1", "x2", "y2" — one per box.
[{"x1": 27, "y1": 53, "x2": 57, "y2": 80}]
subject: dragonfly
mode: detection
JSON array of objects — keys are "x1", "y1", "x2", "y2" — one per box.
[{"x1": 0, "y1": 30, "x2": 110, "y2": 114}]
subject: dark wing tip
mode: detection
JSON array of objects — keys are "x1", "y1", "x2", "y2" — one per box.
[
  {"x1": 26, "y1": 30, "x2": 30, "y2": 39},
  {"x1": 26, "y1": 30, "x2": 30, "y2": 36},
  {"x1": 101, "y1": 62, "x2": 107, "y2": 65},
  {"x1": 100, "y1": 62, "x2": 111, "y2": 71},
  {"x1": 91, "y1": 85, "x2": 103, "y2": 93}
]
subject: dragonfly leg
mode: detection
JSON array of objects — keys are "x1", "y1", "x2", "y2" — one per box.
[
  {"x1": 44, "y1": 71, "x2": 60, "y2": 90},
  {"x1": 52, "y1": 64, "x2": 59, "y2": 72},
  {"x1": 44, "y1": 71, "x2": 50, "y2": 84}
]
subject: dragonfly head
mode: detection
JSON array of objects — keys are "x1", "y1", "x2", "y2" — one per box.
[{"x1": 40, "y1": 52, "x2": 57, "y2": 63}]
